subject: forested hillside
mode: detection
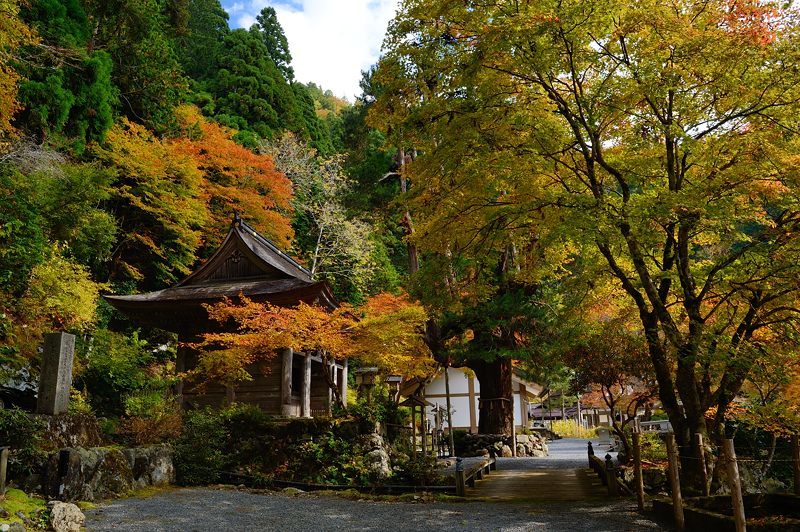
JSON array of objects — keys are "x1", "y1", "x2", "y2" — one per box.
[{"x1": 0, "y1": 0, "x2": 404, "y2": 403}]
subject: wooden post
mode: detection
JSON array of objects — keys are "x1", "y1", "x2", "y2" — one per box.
[
  {"x1": 411, "y1": 406, "x2": 417, "y2": 459},
  {"x1": 301, "y1": 354, "x2": 311, "y2": 417},
  {"x1": 605, "y1": 453, "x2": 618, "y2": 496},
  {"x1": 0, "y1": 446, "x2": 8, "y2": 496},
  {"x1": 723, "y1": 438, "x2": 747, "y2": 532},
  {"x1": 280, "y1": 348, "x2": 293, "y2": 416},
  {"x1": 444, "y1": 364, "x2": 455, "y2": 457},
  {"x1": 340, "y1": 358, "x2": 348, "y2": 407},
  {"x1": 455, "y1": 457, "x2": 466, "y2": 496},
  {"x1": 696, "y1": 432, "x2": 710, "y2": 497},
  {"x1": 633, "y1": 431, "x2": 645, "y2": 511},
  {"x1": 792, "y1": 435, "x2": 800, "y2": 496},
  {"x1": 665, "y1": 433, "x2": 685, "y2": 532},
  {"x1": 421, "y1": 409, "x2": 428, "y2": 458}
]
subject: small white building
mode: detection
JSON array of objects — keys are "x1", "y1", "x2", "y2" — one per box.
[{"x1": 413, "y1": 367, "x2": 542, "y2": 433}]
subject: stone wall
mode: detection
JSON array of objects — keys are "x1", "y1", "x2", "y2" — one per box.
[
  {"x1": 37, "y1": 414, "x2": 104, "y2": 451},
  {"x1": 42, "y1": 445, "x2": 174, "y2": 501},
  {"x1": 457, "y1": 433, "x2": 548, "y2": 458}
]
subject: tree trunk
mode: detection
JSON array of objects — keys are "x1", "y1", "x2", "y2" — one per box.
[{"x1": 469, "y1": 357, "x2": 514, "y2": 435}]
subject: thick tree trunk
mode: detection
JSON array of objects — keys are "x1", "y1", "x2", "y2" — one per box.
[{"x1": 469, "y1": 357, "x2": 514, "y2": 435}]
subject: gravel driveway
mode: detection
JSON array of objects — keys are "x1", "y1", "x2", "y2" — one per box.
[
  {"x1": 86, "y1": 487, "x2": 666, "y2": 531},
  {"x1": 86, "y1": 439, "x2": 665, "y2": 531}
]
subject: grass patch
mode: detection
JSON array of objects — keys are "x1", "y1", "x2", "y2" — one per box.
[
  {"x1": 124, "y1": 485, "x2": 175, "y2": 500},
  {"x1": 1, "y1": 488, "x2": 46, "y2": 527}
]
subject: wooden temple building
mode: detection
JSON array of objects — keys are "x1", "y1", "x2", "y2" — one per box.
[{"x1": 104, "y1": 215, "x2": 347, "y2": 417}]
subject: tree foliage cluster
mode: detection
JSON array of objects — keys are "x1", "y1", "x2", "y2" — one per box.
[{"x1": 0, "y1": 0, "x2": 404, "y2": 411}]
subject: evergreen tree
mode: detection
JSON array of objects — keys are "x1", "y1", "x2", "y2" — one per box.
[{"x1": 255, "y1": 6, "x2": 293, "y2": 82}]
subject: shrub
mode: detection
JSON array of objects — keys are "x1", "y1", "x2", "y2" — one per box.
[
  {"x1": 639, "y1": 431, "x2": 667, "y2": 462},
  {"x1": 551, "y1": 420, "x2": 597, "y2": 439},
  {"x1": 392, "y1": 455, "x2": 442, "y2": 486},
  {"x1": 75, "y1": 329, "x2": 175, "y2": 417},
  {"x1": 117, "y1": 389, "x2": 182, "y2": 445},
  {"x1": 0, "y1": 408, "x2": 46, "y2": 480},
  {"x1": 173, "y1": 407, "x2": 228, "y2": 485}
]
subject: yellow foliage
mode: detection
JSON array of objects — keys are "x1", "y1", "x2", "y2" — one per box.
[{"x1": 20, "y1": 249, "x2": 105, "y2": 331}]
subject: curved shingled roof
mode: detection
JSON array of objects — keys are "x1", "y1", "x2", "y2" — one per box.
[{"x1": 103, "y1": 216, "x2": 337, "y2": 334}]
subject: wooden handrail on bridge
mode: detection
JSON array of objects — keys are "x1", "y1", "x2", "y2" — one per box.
[{"x1": 455, "y1": 456, "x2": 497, "y2": 496}]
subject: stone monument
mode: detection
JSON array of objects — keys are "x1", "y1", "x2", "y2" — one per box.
[{"x1": 37, "y1": 332, "x2": 75, "y2": 415}]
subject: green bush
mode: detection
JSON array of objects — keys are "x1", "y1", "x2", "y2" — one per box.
[
  {"x1": 173, "y1": 407, "x2": 229, "y2": 485},
  {"x1": 75, "y1": 329, "x2": 175, "y2": 417},
  {"x1": 393, "y1": 455, "x2": 442, "y2": 486},
  {"x1": 639, "y1": 431, "x2": 667, "y2": 462},
  {"x1": 174, "y1": 403, "x2": 382, "y2": 487},
  {"x1": 0, "y1": 408, "x2": 46, "y2": 480},
  {"x1": 451, "y1": 429, "x2": 469, "y2": 455}
]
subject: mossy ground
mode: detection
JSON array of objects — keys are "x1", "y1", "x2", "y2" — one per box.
[{"x1": 0, "y1": 488, "x2": 47, "y2": 527}]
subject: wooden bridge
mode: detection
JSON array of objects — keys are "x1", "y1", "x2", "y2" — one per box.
[{"x1": 465, "y1": 438, "x2": 613, "y2": 502}]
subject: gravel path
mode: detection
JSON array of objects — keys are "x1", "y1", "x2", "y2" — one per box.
[
  {"x1": 85, "y1": 487, "x2": 667, "y2": 531},
  {"x1": 86, "y1": 439, "x2": 665, "y2": 531}
]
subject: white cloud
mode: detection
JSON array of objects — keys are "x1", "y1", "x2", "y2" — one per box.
[{"x1": 223, "y1": 0, "x2": 400, "y2": 100}]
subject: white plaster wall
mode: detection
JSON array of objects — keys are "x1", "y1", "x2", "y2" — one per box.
[{"x1": 424, "y1": 368, "x2": 471, "y2": 395}]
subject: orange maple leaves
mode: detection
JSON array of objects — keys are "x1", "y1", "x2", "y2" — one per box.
[
  {"x1": 171, "y1": 105, "x2": 294, "y2": 246},
  {"x1": 194, "y1": 292, "x2": 435, "y2": 387}
]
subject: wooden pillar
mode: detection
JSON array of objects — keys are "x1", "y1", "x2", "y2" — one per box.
[
  {"x1": 421, "y1": 407, "x2": 428, "y2": 458},
  {"x1": 340, "y1": 358, "x2": 348, "y2": 407},
  {"x1": 633, "y1": 431, "x2": 645, "y2": 511},
  {"x1": 280, "y1": 348, "x2": 293, "y2": 416},
  {"x1": 519, "y1": 384, "x2": 528, "y2": 428},
  {"x1": 301, "y1": 353, "x2": 311, "y2": 417},
  {"x1": 330, "y1": 361, "x2": 338, "y2": 411},
  {"x1": 468, "y1": 374, "x2": 477, "y2": 434},
  {"x1": 411, "y1": 406, "x2": 417, "y2": 459},
  {"x1": 175, "y1": 340, "x2": 186, "y2": 401},
  {"x1": 723, "y1": 438, "x2": 747, "y2": 532},
  {"x1": 666, "y1": 433, "x2": 685, "y2": 532}
]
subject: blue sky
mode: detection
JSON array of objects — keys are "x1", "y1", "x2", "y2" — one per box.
[{"x1": 221, "y1": 0, "x2": 400, "y2": 99}]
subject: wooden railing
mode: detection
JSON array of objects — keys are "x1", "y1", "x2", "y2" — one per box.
[{"x1": 455, "y1": 456, "x2": 496, "y2": 496}]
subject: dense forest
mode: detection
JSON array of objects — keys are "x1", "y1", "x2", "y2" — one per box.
[{"x1": 0, "y1": 0, "x2": 407, "y2": 378}]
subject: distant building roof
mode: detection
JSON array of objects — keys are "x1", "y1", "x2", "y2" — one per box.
[{"x1": 104, "y1": 215, "x2": 337, "y2": 334}]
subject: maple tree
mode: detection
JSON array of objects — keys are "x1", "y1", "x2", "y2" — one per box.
[
  {"x1": 375, "y1": 0, "x2": 800, "y2": 491},
  {"x1": 93, "y1": 118, "x2": 207, "y2": 287},
  {"x1": 196, "y1": 292, "x2": 434, "y2": 404},
  {"x1": 172, "y1": 105, "x2": 294, "y2": 248},
  {"x1": 565, "y1": 319, "x2": 658, "y2": 463}
]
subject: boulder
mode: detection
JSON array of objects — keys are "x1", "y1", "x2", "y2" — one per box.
[
  {"x1": 365, "y1": 448, "x2": 391, "y2": 480},
  {"x1": 43, "y1": 444, "x2": 175, "y2": 501},
  {"x1": 49, "y1": 502, "x2": 85, "y2": 532},
  {"x1": 500, "y1": 445, "x2": 513, "y2": 457},
  {"x1": 122, "y1": 445, "x2": 175, "y2": 489}
]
